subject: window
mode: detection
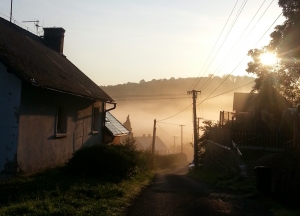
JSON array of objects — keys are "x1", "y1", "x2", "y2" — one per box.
[
  {"x1": 92, "y1": 106, "x2": 99, "y2": 133},
  {"x1": 55, "y1": 105, "x2": 67, "y2": 137}
]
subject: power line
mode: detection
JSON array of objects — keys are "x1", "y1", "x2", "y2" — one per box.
[
  {"x1": 157, "y1": 103, "x2": 193, "y2": 122},
  {"x1": 201, "y1": 11, "x2": 282, "y2": 103},
  {"x1": 188, "y1": 0, "x2": 239, "y2": 91},
  {"x1": 157, "y1": 123, "x2": 171, "y2": 136},
  {"x1": 197, "y1": 81, "x2": 254, "y2": 106},
  {"x1": 112, "y1": 93, "x2": 187, "y2": 98},
  {"x1": 191, "y1": 0, "x2": 248, "y2": 90},
  {"x1": 199, "y1": 0, "x2": 269, "y2": 91}
]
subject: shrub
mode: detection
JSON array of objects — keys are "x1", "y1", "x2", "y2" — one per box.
[{"x1": 67, "y1": 144, "x2": 139, "y2": 179}]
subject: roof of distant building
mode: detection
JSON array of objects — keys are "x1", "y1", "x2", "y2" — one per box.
[
  {"x1": 135, "y1": 135, "x2": 168, "y2": 151},
  {"x1": 0, "y1": 17, "x2": 113, "y2": 102}
]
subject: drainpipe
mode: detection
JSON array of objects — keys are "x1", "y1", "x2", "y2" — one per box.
[
  {"x1": 102, "y1": 101, "x2": 117, "y2": 143},
  {"x1": 105, "y1": 102, "x2": 117, "y2": 113}
]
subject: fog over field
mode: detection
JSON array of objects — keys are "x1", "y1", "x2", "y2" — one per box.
[{"x1": 103, "y1": 76, "x2": 254, "y2": 160}]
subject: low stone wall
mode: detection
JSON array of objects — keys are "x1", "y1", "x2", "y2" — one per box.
[{"x1": 203, "y1": 140, "x2": 242, "y2": 175}]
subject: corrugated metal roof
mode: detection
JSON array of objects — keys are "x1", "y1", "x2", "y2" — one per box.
[
  {"x1": 105, "y1": 112, "x2": 129, "y2": 136},
  {"x1": 0, "y1": 17, "x2": 113, "y2": 102}
]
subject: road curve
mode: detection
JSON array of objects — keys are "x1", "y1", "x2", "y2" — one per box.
[{"x1": 127, "y1": 165, "x2": 272, "y2": 216}]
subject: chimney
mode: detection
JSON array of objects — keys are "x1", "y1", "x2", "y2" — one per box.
[
  {"x1": 143, "y1": 134, "x2": 145, "y2": 137},
  {"x1": 43, "y1": 27, "x2": 65, "y2": 54},
  {"x1": 148, "y1": 134, "x2": 151, "y2": 137}
]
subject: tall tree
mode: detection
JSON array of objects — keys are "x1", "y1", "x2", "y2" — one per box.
[{"x1": 247, "y1": 0, "x2": 300, "y2": 105}]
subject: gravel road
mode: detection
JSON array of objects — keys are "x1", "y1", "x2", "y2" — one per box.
[{"x1": 127, "y1": 165, "x2": 272, "y2": 216}]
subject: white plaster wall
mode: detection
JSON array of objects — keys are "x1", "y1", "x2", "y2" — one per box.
[{"x1": 0, "y1": 62, "x2": 22, "y2": 173}]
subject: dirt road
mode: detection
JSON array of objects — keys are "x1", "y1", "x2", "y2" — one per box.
[{"x1": 127, "y1": 165, "x2": 272, "y2": 216}]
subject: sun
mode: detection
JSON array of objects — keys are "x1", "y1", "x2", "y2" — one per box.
[{"x1": 260, "y1": 52, "x2": 277, "y2": 65}]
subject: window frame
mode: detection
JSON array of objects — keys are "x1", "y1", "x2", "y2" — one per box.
[
  {"x1": 92, "y1": 106, "x2": 100, "y2": 134},
  {"x1": 55, "y1": 105, "x2": 67, "y2": 138}
]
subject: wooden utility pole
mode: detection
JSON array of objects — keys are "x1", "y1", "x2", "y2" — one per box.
[
  {"x1": 152, "y1": 119, "x2": 156, "y2": 154},
  {"x1": 187, "y1": 90, "x2": 201, "y2": 167},
  {"x1": 179, "y1": 125, "x2": 184, "y2": 153},
  {"x1": 173, "y1": 136, "x2": 177, "y2": 153}
]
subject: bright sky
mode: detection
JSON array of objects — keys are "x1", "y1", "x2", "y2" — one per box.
[{"x1": 0, "y1": 0, "x2": 285, "y2": 86}]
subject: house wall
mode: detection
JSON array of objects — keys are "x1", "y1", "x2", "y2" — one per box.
[
  {"x1": 0, "y1": 62, "x2": 22, "y2": 174},
  {"x1": 17, "y1": 84, "x2": 104, "y2": 174}
]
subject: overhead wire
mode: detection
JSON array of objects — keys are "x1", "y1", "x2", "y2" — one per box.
[
  {"x1": 198, "y1": 81, "x2": 254, "y2": 106},
  {"x1": 191, "y1": 0, "x2": 248, "y2": 90},
  {"x1": 188, "y1": 0, "x2": 239, "y2": 91},
  {"x1": 201, "y1": 11, "x2": 283, "y2": 102},
  {"x1": 157, "y1": 123, "x2": 172, "y2": 137},
  {"x1": 199, "y1": 0, "x2": 269, "y2": 91},
  {"x1": 158, "y1": 81, "x2": 254, "y2": 125},
  {"x1": 157, "y1": 103, "x2": 193, "y2": 122}
]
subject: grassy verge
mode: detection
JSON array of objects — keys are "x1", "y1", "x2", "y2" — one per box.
[
  {"x1": 187, "y1": 168, "x2": 300, "y2": 216},
  {"x1": 0, "y1": 166, "x2": 154, "y2": 216},
  {"x1": 187, "y1": 168, "x2": 257, "y2": 198}
]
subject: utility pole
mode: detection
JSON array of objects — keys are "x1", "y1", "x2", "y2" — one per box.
[
  {"x1": 152, "y1": 119, "x2": 156, "y2": 154},
  {"x1": 179, "y1": 125, "x2": 184, "y2": 153},
  {"x1": 173, "y1": 136, "x2": 177, "y2": 153},
  {"x1": 187, "y1": 90, "x2": 201, "y2": 167}
]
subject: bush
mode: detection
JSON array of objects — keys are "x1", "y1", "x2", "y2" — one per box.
[{"x1": 67, "y1": 144, "x2": 139, "y2": 179}]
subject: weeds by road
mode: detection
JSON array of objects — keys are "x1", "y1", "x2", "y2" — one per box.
[
  {"x1": 187, "y1": 168, "x2": 300, "y2": 216},
  {"x1": 0, "y1": 167, "x2": 154, "y2": 216}
]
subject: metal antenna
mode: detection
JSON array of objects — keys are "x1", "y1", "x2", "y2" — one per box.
[
  {"x1": 22, "y1": 20, "x2": 41, "y2": 35},
  {"x1": 10, "y1": 0, "x2": 13, "y2": 22}
]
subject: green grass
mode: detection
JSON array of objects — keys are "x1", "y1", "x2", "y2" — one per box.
[{"x1": 0, "y1": 166, "x2": 154, "y2": 216}]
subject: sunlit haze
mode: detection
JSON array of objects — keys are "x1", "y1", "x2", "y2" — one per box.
[
  {"x1": 0, "y1": 0, "x2": 284, "y2": 85},
  {"x1": 0, "y1": 1, "x2": 286, "y2": 157}
]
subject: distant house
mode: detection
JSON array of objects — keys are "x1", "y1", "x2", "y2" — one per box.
[
  {"x1": 0, "y1": 17, "x2": 126, "y2": 175},
  {"x1": 233, "y1": 83, "x2": 291, "y2": 132},
  {"x1": 135, "y1": 134, "x2": 169, "y2": 155}
]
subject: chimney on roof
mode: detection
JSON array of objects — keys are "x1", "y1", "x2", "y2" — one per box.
[{"x1": 43, "y1": 27, "x2": 65, "y2": 54}]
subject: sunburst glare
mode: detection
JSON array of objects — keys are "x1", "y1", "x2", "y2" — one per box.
[{"x1": 260, "y1": 52, "x2": 277, "y2": 65}]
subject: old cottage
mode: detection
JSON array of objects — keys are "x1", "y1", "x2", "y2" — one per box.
[{"x1": 0, "y1": 17, "x2": 125, "y2": 175}]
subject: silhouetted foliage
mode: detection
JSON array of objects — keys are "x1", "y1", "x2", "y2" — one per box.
[
  {"x1": 247, "y1": 0, "x2": 300, "y2": 105},
  {"x1": 198, "y1": 120, "x2": 219, "y2": 164},
  {"x1": 67, "y1": 144, "x2": 139, "y2": 179}
]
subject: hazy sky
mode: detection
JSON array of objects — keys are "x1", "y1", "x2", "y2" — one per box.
[{"x1": 0, "y1": 0, "x2": 285, "y2": 86}]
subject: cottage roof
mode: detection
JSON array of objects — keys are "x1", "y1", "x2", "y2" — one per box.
[
  {"x1": 105, "y1": 112, "x2": 130, "y2": 136},
  {"x1": 0, "y1": 17, "x2": 113, "y2": 102},
  {"x1": 134, "y1": 135, "x2": 168, "y2": 152}
]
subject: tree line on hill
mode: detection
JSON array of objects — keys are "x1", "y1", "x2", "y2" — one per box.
[{"x1": 101, "y1": 75, "x2": 255, "y2": 100}]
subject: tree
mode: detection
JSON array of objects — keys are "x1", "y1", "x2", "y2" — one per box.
[
  {"x1": 246, "y1": 0, "x2": 300, "y2": 105},
  {"x1": 197, "y1": 120, "x2": 218, "y2": 164}
]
